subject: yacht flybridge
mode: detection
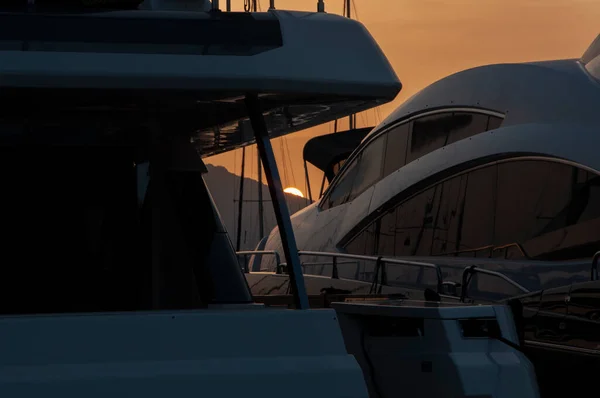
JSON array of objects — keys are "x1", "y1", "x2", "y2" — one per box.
[{"x1": 0, "y1": 1, "x2": 539, "y2": 398}]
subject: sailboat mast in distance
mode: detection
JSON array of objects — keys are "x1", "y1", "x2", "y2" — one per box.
[
  {"x1": 344, "y1": 0, "x2": 355, "y2": 130},
  {"x1": 258, "y1": 150, "x2": 264, "y2": 238},
  {"x1": 236, "y1": 146, "x2": 246, "y2": 252}
]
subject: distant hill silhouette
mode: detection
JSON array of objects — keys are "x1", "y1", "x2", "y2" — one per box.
[{"x1": 204, "y1": 164, "x2": 312, "y2": 251}]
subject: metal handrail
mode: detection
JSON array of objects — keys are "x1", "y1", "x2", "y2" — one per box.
[
  {"x1": 592, "y1": 251, "x2": 600, "y2": 281},
  {"x1": 299, "y1": 260, "x2": 358, "y2": 267},
  {"x1": 460, "y1": 265, "x2": 530, "y2": 303},
  {"x1": 236, "y1": 250, "x2": 281, "y2": 273},
  {"x1": 298, "y1": 251, "x2": 444, "y2": 293},
  {"x1": 434, "y1": 242, "x2": 529, "y2": 260}
]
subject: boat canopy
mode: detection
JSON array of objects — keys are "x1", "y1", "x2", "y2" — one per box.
[{"x1": 303, "y1": 127, "x2": 373, "y2": 182}]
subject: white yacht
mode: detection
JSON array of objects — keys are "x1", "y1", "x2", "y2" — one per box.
[
  {"x1": 0, "y1": 2, "x2": 540, "y2": 398},
  {"x1": 250, "y1": 34, "x2": 600, "y2": 303}
]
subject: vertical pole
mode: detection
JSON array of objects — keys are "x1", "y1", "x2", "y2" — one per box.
[
  {"x1": 304, "y1": 160, "x2": 313, "y2": 203},
  {"x1": 269, "y1": 0, "x2": 276, "y2": 9},
  {"x1": 226, "y1": 0, "x2": 231, "y2": 11},
  {"x1": 345, "y1": 0, "x2": 356, "y2": 131},
  {"x1": 236, "y1": 147, "x2": 246, "y2": 252},
  {"x1": 319, "y1": 172, "x2": 326, "y2": 198},
  {"x1": 257, "y1": 149, "x2": 265, "y2": 238},
  {"x1": 332, "y1": 256, "x2": 338, "y2": 279},
  {"x1": 245, "y1": 93, "x2": 309, "y2": 310}
]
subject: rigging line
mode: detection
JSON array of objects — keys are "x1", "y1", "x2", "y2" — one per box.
[
  {"x1": 360, "y1": 112, "x2": 367, "y2": 127},
  {"x1": 250, "y1": 145, "x2": 256, "y2": 233},
  {"x1": 375, "y1": 107, "x2": 382, "y2": 124},
  {"x1": 351, "y1": 0, "x2": 359, "y2": 21},
  {"x1": 283, "y1": 137, "x2": 297, "y2": 187},
  {"x1": 280, "y1": 138, "x2": 291, "y2": 188},
  {"x1": 304, "y1": 162, "x2": 311, "y2": 205},
  {"x1": 233, "y1": 148, "x2": 238, "y2": 208},
  {"x1": 283, "y1": 140, "x2": 294, "y2": 188},
  {"x1": 278, "y1": 138, "x2": 288, "y2": 187}
]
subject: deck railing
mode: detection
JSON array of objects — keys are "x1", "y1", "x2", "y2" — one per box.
[
  {"x1": 459, "y1": 265, "x2": 530, "y2": 303},
  {"x1": 238, "y1": 249, "x2": 600, "y2": 301},
  {"x1": 237, "y1": 249, "x2": 443, "y2": 293}
]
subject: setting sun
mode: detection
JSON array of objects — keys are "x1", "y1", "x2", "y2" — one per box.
[{"x1": 283, "y1": 187, "x2": 304, "y2": 198}]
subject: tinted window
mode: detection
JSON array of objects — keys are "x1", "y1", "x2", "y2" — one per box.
[
  {"x1": 394, "y1": 188, "x2": 437, "y2": 256},
  {"x1": 345, "y1": 223, "x2": 377, "y2": 256},
  {"x1": 459, "y1": 165, "x2": 497, "y2": 255},
  {"x1": 494, "y1": 160, "x2": 600, "y2": 260},
  {"x1": 447, "y1": 113, "x2": 490, "y2": 144},
  {"x1": 323, "y1": 111, "x2": 503, "y2": 210},
  {"x1": 381, "y1": 122, "x2": 410, "y2": 179},
  {"x1": 325, "y1": 157, "x2": 360, "y2": 208},
  {"x1": 407, "y1": 113, "x2": 453, "y2": 163},
  {"x1": 431, "y1": 173, "x2": 467, "y2": 255},
  {"x1": 347, "y1": 135, "x2": 386, "y2": 202},
  {"x1": 377, "y1": 209, "x2": 396, "y2": 256},
  {"x1": 406, "y1": 112, "x2": 503, "y2": 164},
  {"x1": 486, "y1": 115, "x2": 503, "y2": 131},
  {"x1": 345, "y1": 158, "x2": 600, "y2": 263},
  {"x1": 323, "y1": 135, "x2": 385, "y2": 209}
]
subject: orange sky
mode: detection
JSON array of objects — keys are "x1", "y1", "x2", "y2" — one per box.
[{"x1": 206, "y1": 0, "x2": 600, "y2": 199}]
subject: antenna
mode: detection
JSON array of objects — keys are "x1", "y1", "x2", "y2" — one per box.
[{"x1": 317, "y1": 0, "x2": 325, "y2": 12}]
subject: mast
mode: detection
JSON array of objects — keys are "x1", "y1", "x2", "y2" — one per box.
[
  {"x1": 235, "y1": 146, "x2": 246, "y2": 251},
  {"x1": 344, "y1": 0, "x2": 355, "y2": 130},
  {"x1": 258, "y1": 151, "x2": 265, "y2": 238}
]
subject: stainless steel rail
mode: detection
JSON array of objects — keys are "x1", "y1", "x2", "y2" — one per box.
[
  {"x1": 460, "y1": 265, "x2": 530, "y2": 303},
  {"x1": 297, "y1": 251, "x2": 444, "y2": 293}
]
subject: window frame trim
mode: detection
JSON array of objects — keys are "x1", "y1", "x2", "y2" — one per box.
[
  {"x1": 339, "y1": 154, "x2": 600, "y2": 251},
  {"x1": 319, "y1": 106, "x2": 506, "y2": 211}
]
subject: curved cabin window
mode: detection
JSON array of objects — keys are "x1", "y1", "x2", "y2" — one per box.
[
  {"x1": 321, "y1": 110, "x2": 503, "y2": 210},
  {"x1": 323, "y1": 133, "x2": 386, "y2": 209},
  {"x1": 406, "y1": 112, "x2": 493, "y2": 163},
  {"x1": 345, "y1": 157, "x2": 600, "y2": 262},
  {"x1": 346, "y1": 135, "x2": 387, "y2": 202},
  {"x1": 326, "y1": 156, "x2": 360, "y2": 208}
]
